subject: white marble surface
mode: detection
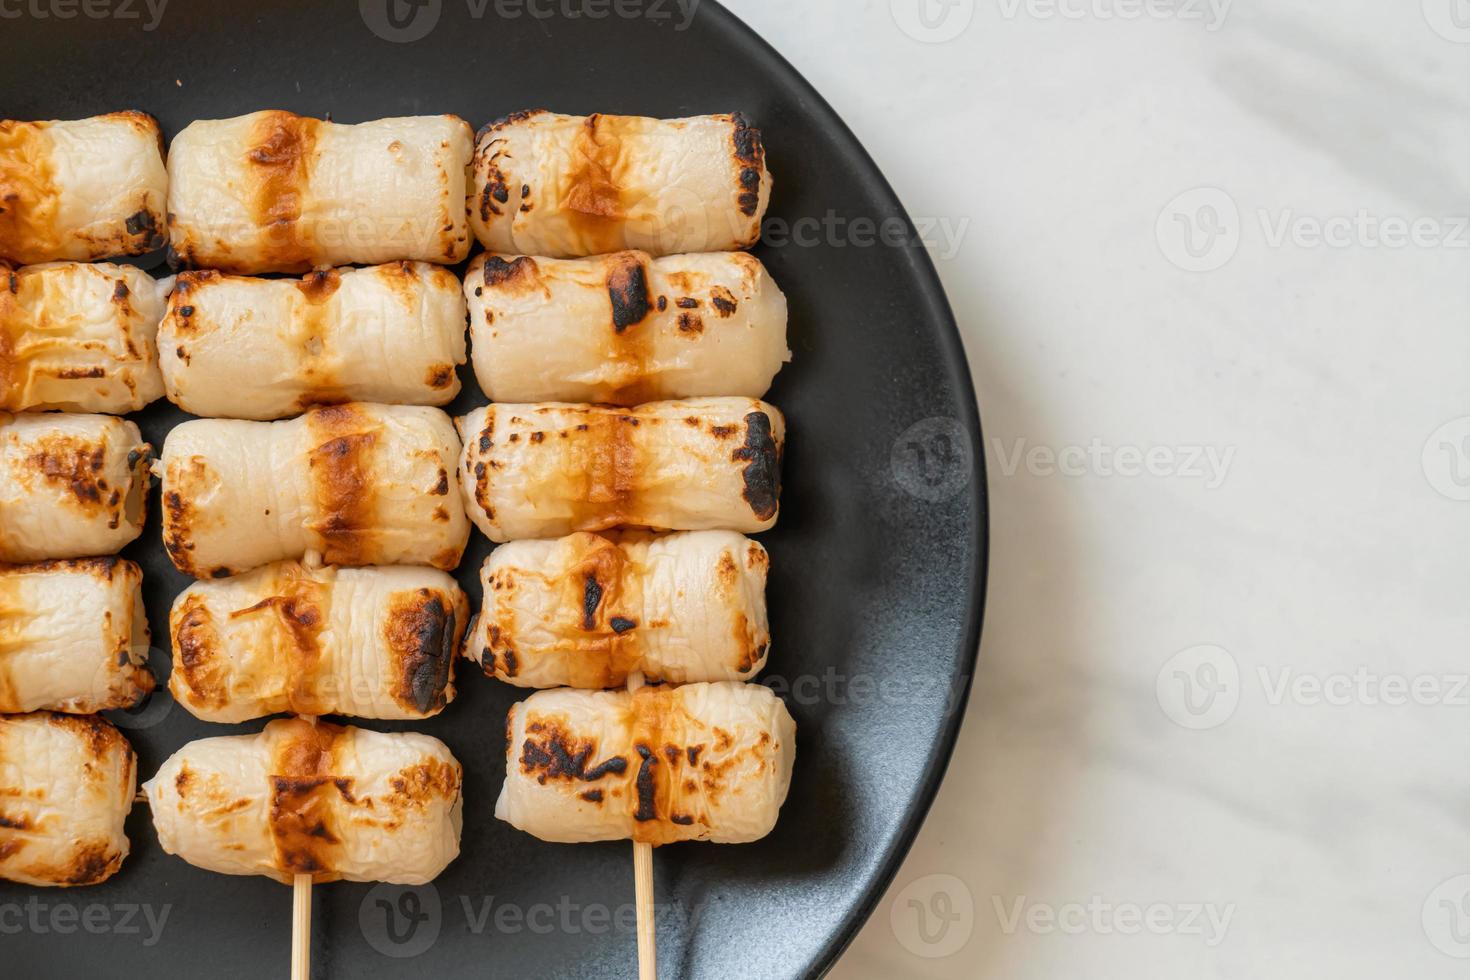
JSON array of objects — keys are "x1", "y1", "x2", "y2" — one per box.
[{"x1": 721, "y1": 0, "x2": 1470, "y2": 975}]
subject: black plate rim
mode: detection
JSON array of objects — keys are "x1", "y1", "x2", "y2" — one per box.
[{"x1": 703, "y1": 4, "x2": 991, "y2": 972}]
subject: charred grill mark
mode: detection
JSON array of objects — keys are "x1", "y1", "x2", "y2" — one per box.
[
  {"x1": 0, "y1": 283, "x2": 12, "y2": 397},
  {"x1": 474, "y1": 113, "x2": 547, "y2": 220},
  {"x1": 582, "y1": 754, "x2": 629, "y2": 781},
  {"x1": 610, "y1": 616, "x2": 637, "y2": 634},
  {"x1": 480, "y1": 254, "x2": 538, "y2": 290},
  {"x1": 709, "y1": 287, "x2": 738, "y2": 317},
  {"x1": 388, "y1": 758, "x2": 460, "y2": 812},
  {"x1": 224, "y1": 587, "x2": 327, "y2": 714},
  {"x1": 633, "y1": 744, "x2": 658, "y2": 822},
  {"x1": 3, "y1": 555, "x2": 123, "y2": 579},
  {"x1": 127, "y1": 442, "x2": 152, "y2": 479},
  {"x1": 582, "y1": 574, "x2": 604, "y2": 630},
  {"x1": 480, "y1": 109, "x2": 547, "y2": 138},
  {"x1": 268, "y1": 719, "x2": 344, "y2": 880},
  {"x1": 717, "y1": 550, "x2": 740, "y2": 587},
  {"x1": 730, "y1": 113, "x2": 766, "y2": 218},
  {"x1": 25, "y1": 437, "x2": 115, "y2": 512},
  {"x1": 279, "y1": 596, "x2": 324, "y2": 711},
  {"x1": 247, "y1": 112, "x2": 320, "y2": 271},
  {"x1": 733, "y1": 610, "x2": 764, "y2": 673},
  {"x1": 269, "y1": 775, "x2": 338, "y2": 874},
  {"x1": 606, "y1": 254, "x2": 652, "y2": 334},
  {"x1": 478, "y1": 182, "x2": 502, "y2": 221},
  {"x1": 731, "y1": 113, "x2": 763, "y2": 165},
  {"x1": 564, "y1": 114, "x2": 631, "y2": 254},
  {"x1": 732, "y1": 412, "x2": 781, "y2": 521},
  {"x1": 426, "y1": 364, "x2": 455, "y2": 390},
  {"x1": 173, "y1": 765, "x2": 193, "y2": 796},
  {"x1": 676, "y1": 312, "x2": 703, "y2": 334},
  {"x1": 430, "y1": 546, "x2": 463, "y2": 571},
  {"x1": 296, "y1": 267, "x2": 341, "y2": 303},
  {"x1": 385, "y1": 589, "x2": 456, "y2": 716},
  {"x1": 44, "y1": 711, "x2": 124, "y2": 760},
  {"x1": 470, "y1": 431, "x2": 492, "y2": 521},
  {"x1": 0, "y1": 122, "x2": 59, "y2": 262},
  {"x1": 519, "y1": 722, "x2": 627, "y2": 785},
  {"x1": 521, "y1": 728, "x2": 589, "y2": 784},
  {"x1": 171, "y1": 270, "x2": 200, "y2": 294},
  {"x1": 57, "y1": 840, "x2": 122, "y2": 886},
  {"x1": 123, "y1": 207, "x2": 161, "y2": 247},
  {"x1": 173, "y1": 592, "x2": 228, "y2": 710},
  {"x1": 305, "y1": 406, "x2": 378, "y2": 566},
  {"x1": 161, "y1": 484, "x2": 194, "y2": 569}
]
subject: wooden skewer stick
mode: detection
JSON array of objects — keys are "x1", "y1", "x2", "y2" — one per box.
[
  {"x1": 292, "y1": 874, "x2": 312, "y2": 980},
  {"x1": 627, "y1": 671, "x2": 656, "y2": 980},
  {"x1": 291, "y1": 710, "x2": 320, "y2": 980}
]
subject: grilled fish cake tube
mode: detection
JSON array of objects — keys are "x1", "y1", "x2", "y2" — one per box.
[
  {"x1": 0, "y1": 412, "x2": 152, "y2": 563},
  {"x1": 145, "y1": 717, "x2": 462, "y2": 885},
  {"x1": 167, "y1": 111, "x2": 473, "y2": 274},
  {"x1": 0, "y1": 712, "x2": 137, "y2": 887},
  {"x1": 159, "y1": 262, "x2": 466, "y2": 420},
  {"x1": 469, "y1": 111, "x2": 771, "y2": 258},
  {"x1": 159, "y1": 403, "x2": 469, "y2": 579},
  {"x1": 0, "y1": 112, "x2": 167, "y2": 265},
  {"x1": 465, "y1": 251, "x2": 788, "y2": 404},
  {"x1": 170, "y1": 562, "x2": 468, "y2": 723},
  {"x1": 0, "y1": 558, "x2": 154, "y2": 714},
  {"x1": 497, "y1": 682, "x2": 795, "y2": 845},
  {"x1": 457, "y1": 397, "x2": 783, "y2": 543},
  {"x1": 464, "y1": 531, "x2": 770, "y2": 688},
  {"x1": 1, "y1": 261, "x2": 169, "y2": 413}
]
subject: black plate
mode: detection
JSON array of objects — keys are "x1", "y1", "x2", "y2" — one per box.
[{"x1": 0, "y1": 2, "x2": 987, "y2": 976}]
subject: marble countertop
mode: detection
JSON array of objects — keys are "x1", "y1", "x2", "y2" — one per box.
[{"x1": 722, "y1": 0, "x2": 1470, "y2": 976}]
